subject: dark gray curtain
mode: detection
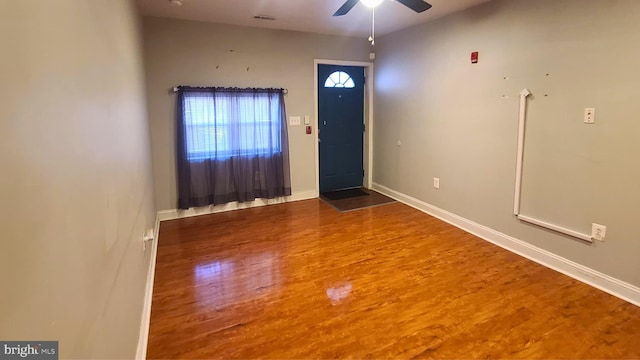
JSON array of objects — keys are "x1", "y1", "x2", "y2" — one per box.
[{"x1": 176, "y1": 87, "x2": 291, "y2": 209}]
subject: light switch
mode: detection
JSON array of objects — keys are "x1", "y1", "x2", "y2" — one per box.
[
  {"x1": 289, "y1": 116, "x2": 301, "y2": 126},
  {"x1": 304, "y1": 115, "x2": 311, "y2": 125}
]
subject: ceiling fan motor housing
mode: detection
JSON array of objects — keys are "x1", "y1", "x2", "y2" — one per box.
[{"x1": 333, "y1": 0, "x2": 432, "y2": 16}]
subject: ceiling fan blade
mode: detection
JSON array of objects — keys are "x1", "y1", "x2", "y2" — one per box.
[
  {"x1": 333, "y1": 0, "x2": 360, "y2": 16},
  {"x1": 395, "y1": 0, "x2": 432, "y2": 13}
]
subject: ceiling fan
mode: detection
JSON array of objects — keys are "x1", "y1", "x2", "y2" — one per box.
[{"x1": 333, "y1": 0, "x2": 432, "y2": 16}]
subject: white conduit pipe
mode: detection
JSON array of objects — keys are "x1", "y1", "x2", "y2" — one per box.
[
  {"x1": 513, "y1": 88, "x2": 531, "y2": 215},
  {"x1": 513, "y1": 88, "x2": 593, "y2": 243}
]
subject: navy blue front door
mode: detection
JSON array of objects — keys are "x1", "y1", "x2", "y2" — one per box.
[{"x1": 318, "y1": 64, "x2": 365, "y2": 193}]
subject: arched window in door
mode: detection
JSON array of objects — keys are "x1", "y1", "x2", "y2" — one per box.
[{"x1": 324, "y1": 71, "x2": 355, "y2": 88}]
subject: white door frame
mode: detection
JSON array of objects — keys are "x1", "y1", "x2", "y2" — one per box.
[{"x1": 314, "y1": 59, "x2": 374, "y2": 197}]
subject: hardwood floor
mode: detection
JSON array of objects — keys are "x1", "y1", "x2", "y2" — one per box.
[{"x1": 147, "y1": 200, "x2": 640, "y2": 359}]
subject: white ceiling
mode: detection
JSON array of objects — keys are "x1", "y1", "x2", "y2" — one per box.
[{"x1": 137, "y1": 0, "x2": 491, "y2": 37}]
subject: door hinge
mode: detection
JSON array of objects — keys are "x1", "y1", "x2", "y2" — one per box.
[
  {"x1": 363, "y1": 169, "x2": 365, "y2": 177},
  {"x1": 363, "y1": 124, "x2": 366, "y2": 132}
]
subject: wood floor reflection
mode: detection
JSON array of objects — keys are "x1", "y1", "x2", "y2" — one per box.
[{"x1": 147, "y1": 199, "x2": 640, "y2": 359}]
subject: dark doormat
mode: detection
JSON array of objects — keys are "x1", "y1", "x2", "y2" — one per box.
[
  {"x1": 321, "y1": 188, "x2": 370, "y2": 201},
  {"x1": 320, "y1": 188, "x2": 396, "y2": 212}
]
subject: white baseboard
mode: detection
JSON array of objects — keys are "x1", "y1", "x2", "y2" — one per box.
[
  {"x1": 157, "y1": 190, "x2": 317, "y2": 222},
  {"x1": 372, "y1": 182, "x2": 640, "y2": 308},
  {"x1": 136, "y1": 213, "x2": 161, "y2": 360}
]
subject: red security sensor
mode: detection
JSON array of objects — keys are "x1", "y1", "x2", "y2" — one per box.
[{"x1": 471, "y1": 51, "x2": 479, "y2": 64}]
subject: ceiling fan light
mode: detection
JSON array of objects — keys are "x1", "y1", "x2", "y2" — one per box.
[{"x1": 360, "y1": 0, "x2": 384, "y2": 8}]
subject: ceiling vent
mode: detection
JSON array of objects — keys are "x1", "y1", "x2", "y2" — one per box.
[{"x1": 253, "y1": 15, "x2": 276, "y2": 21}]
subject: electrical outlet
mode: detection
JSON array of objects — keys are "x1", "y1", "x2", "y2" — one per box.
[
  {"x1": 584, "y1": 108, "x2": 595, "y2": 124},
  {"x1": 143, "y1": 229, "x2": 154, "y2": 251},
  {"x1": 433, "y1": 177, "x2": 440, "y2": 189},
  {"x1": 591, "y1": 223, "x2": 606, "y2": 241}
]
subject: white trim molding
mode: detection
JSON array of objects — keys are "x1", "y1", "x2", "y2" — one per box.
[
  {"x1": 157, "y1": 190, "x2": 317, "y2": 222},
  {"x1": 136, "y1": 213, "x2": 161, "y2": 360},
  {"x1": 372, "y1": 182, "x2": 640, "y2": 308}
]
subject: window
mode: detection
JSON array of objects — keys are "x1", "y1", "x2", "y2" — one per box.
[
  {"x1": 182, "y1": 91, "x2": 283, "y2": 161},
  {"x1": 176, "y1": 87, "x2": 291, "y2": 210},
  {"x1": 324, "y1": 71, "x2": 355, "y2": 88}
]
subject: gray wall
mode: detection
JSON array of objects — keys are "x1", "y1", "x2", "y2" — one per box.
[
  {"x1": 143, "y1": 17, "x2": 371, "y2": 211},
  {"x1": 374, "y1": 0, "x2": 640, "y2": 286},
  {"x1": 0, "y1": 0, "x2": 156, "y2": 358}
]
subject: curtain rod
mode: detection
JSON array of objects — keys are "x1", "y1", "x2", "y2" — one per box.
[{"x1": 172, "y1": 86, "x2": 288, "y2": 94}]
